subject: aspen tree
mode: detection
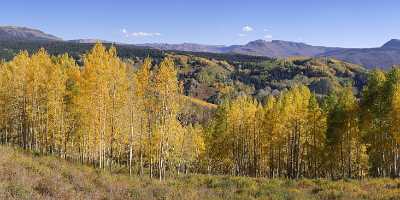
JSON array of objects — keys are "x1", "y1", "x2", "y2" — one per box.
[
  {"x1": 306, "y1": 94, "x2": 326, "y2": 178},
  {"x1": 360, "y1": 70, "x2": 388, "y2": 177},
  {"x1": 385, "y1": 68, "x2": 400, "y2": 177},
  {"x1": 130, "y1": 58, "x2": 152, "y2": 176},
  {"x1": 326, "y1": 87, "x2": 365, "y2": 178},
  {"x1": 56, "y1": 54, "x2": 80, "y2": 160},
  {"x1": 390, "y1": 83, "x2": 400, "y2": 177},
  {"x1": 152, "y1": 57, "x2": 181, "y2": 180},
  {"x1": 79, "y1": 43, "x2": 128, "y2": 169}
]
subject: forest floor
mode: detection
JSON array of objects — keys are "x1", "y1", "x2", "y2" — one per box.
[{"x1": 0, "y1": 146, "x2": 399, "y2": 200}]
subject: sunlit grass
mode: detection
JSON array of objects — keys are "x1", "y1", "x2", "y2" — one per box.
[{"x1": 0, "y1": 145, "x2": 399, "y2": 200}]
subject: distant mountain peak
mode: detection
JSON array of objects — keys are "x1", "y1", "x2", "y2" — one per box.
[
  {"x1": 248, "y1": 39, "x2": 268, "y2": 43},
  {"x1": 0, "y1": 26, "x2": 61, "y2": 41},
  {"x1": 245, "y1": 39, "x2": 269, "y2": 47},
  {"x1": 382, "y1": 39, "x2": 400, "y2": 49}
]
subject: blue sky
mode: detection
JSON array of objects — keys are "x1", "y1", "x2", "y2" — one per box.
[{"x1": 1, "y1": 0, "x2": 399, "y2": 47}]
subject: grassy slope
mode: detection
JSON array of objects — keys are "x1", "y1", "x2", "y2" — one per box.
[
  {"x1": 1, "y1": 146, "x2": 400, "y2": 200},
  {"x1": 182, "y1": 95, "x2": 218, "y2": 110}
]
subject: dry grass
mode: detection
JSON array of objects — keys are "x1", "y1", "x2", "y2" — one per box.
[
  {"x1": 182, "y1": 95, "x2": 218, "y2": 110},
  {"x1": 0, "y1": 146, "x2": 399, "y2": 200}
]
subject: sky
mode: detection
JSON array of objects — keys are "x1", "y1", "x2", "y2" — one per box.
[{"x1": 1, "y1": 0, "x2": 399, "y2": 47}]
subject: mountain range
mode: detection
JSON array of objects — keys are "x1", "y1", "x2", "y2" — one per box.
[
  {"x1": 140, "y1": 40, "x2": 400, "y2": 69},
  {"x1": 138, "y1": 40, "x2": 341, "y2": 57},
  {"x1": 1, "y1": 26, "x2": 400, "y2": 69}
]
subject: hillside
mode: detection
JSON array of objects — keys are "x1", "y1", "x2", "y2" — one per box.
[
  {"x1": 0, "y1": 40, "x2": 164, "y2": 61},
  {"x1": 381, "y1": 39, "x2": 400, "y2": 49},
  {"x1": 2, "y1": 41, "x2": 400, "y2": 199},
  {"x1": 0, "y1": 146, "x2": 399, "y2": 200},
  {"x1": 319, "y1": 47, "x2": 400, "y2": 69},
  {"x1": 0, "y1": 40, "x2": 368, "y2": 104}
]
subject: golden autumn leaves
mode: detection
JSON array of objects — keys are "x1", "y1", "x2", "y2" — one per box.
[
  {"x1": 3, "y1": 43, "x2": 400, "y2": 180},
  {"x1": 0, "y1": 43, "x2": 204, "y2": 180}
]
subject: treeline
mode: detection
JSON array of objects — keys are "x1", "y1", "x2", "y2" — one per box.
[
  {"x1": 0, "y1": 44, "x2": 400, "y2": 180},
  {"x1": 0, "y1": 40, "x2": 164, "y2": 62}
]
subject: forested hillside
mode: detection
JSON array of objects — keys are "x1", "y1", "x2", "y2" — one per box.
[
  {"x1": 0, "y1": 43, "x2": 400, "y2": 181},
  {"x1": 0, "y1": 41, "x2": 368, "y2": 104}
]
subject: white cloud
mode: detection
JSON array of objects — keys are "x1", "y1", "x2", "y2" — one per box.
[
  {"x1": 131, "y1": 32, "x2": 161, "y2": 37},
  {"x1": 242, "y1": 26, "x2": 253, "y2": 32},
  {"x1": 122, "y1": 29, "x2": 161, "y2": 37},
  {"x1": 263, "y1": 28, "x2": 269, "y2": 32},
  {"x1": 237, "y1": 33, "x2": 246, "y2": 37},
  {"x1": 264, "y1": 35, "x2": 273, "y2": 39}
]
